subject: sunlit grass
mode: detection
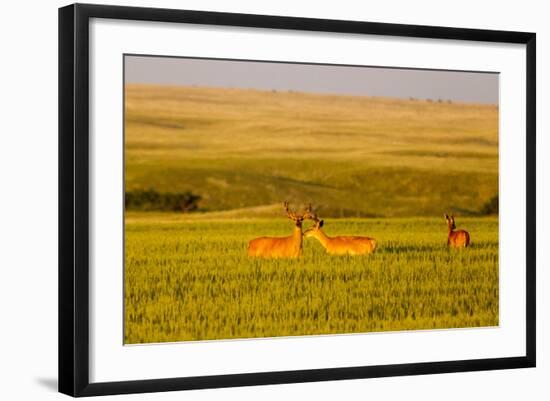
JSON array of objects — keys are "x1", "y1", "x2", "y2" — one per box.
[
  {"x1": 124, "y1": 84, "x2": 499, "y2": 344},
  {"x1": 124, "y1": 84, "x2": 498, "y2": 217},
  {"x1": 124, "y1": 215, "x2": 498, "y2": 344}
]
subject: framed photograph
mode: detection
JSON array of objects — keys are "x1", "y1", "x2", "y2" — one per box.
[{"x1": 58, "y1": 3, "x2": 536, "y2": 397}]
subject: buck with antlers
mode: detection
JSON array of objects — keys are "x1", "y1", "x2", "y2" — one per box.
[
  {"x1": 247, "y1": 202, "x2": 312, "y2": 258},
  {"x1": 303, "y1": 209, "x2": 377, "y2": 255},
  {"x1": 444, "y1": 214, "x2": 470, "y2": 247}
]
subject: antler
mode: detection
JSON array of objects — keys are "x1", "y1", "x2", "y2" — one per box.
[
  {"x1": 283, "y1": 201, "x2": 298, "y2": 219},
  {"x1": 303, "y1": 203, "x2": 320, "y2": 222}
]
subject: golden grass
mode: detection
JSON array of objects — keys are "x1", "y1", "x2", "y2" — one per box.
[
  {"x1": 125, "y1": 215, "x2": 498, "y2": 343},
  {"x1": 126, "y1": 84, "x2": 498, "y2": 168},
  {"x1": 124, "y1": 84, "x2": 499, "y2": 343},
  {"x1": 125, "y1": 84, "x2": 498, "y2": 217}
]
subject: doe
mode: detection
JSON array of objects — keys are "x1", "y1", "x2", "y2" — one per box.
[
  {"x1": 303, "y1": 209, "x2": 377, "y2": 255},
  {"x1": 444, "y1": 214, "x2": 470, "y2": 247}
]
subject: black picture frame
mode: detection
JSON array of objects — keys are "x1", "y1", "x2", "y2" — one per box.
[{"x1": 59, "y1": 3, "x2": 536, "y2": 397}]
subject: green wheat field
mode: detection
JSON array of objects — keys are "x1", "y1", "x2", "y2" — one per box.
[{"x1": 124, "y1": 83, "x2": 499, "y2": 344}]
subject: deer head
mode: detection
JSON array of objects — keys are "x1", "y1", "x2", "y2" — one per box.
[
  {"x1": 302, "y1": 204, "x2": 324, "y2": 237},
  {"x1": 283, "y1": 201, "x2": 310, "y2": 228},
  {"x1": 444, "y1": 214, "x2": 456, "y2": 230}
]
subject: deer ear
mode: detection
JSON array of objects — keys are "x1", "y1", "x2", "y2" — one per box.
[
  {"x1": 444, "y1": 214, "x2": 449, "y2": 219},
  {"x1": 319, "y1": 220, "x2": 324, "y2": 227}
]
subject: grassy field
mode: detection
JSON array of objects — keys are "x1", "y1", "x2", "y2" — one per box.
[
  {"x1": 125, "y1": 214, "x2": 498, "y2": 343},
  {"x1": 125, "y1": 84, "x2": 498, "y2": 217},
  {"x1": 124, "y1": 83, "x2": 499, "y2": 343}
]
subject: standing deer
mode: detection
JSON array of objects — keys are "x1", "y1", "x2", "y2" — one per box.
[
  {"x1": 444, "y1": 214, "x2": 470, "y2": 247},
  {"x1": 303, "y1": 209, "x2": 377, "y2": 255},
  {"x1": 247, "y1": 202, "x2": 309, "y2": 258}
]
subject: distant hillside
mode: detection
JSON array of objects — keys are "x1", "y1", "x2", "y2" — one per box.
[{"x1": 125, "y1": 84, "x2": 498, "y2": 217}]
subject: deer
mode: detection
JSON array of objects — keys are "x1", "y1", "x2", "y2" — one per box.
[
  {"x1": 303, "y1": 209, "x2": 377, "y2": 255},
  {"x1": 247, "y1": 201, "x2": 310, "y2": 258},
  {"x1": 444, "y1": 214, "x2": 470, "y2": 247}
]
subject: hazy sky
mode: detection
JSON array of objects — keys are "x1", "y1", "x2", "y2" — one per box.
[{"x1": 125, "y1": 55, "x2": 499, "y2": 104}]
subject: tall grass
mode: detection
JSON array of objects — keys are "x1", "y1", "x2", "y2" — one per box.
[
  {"x1": 124, "y1": 84, "x2": 499, "y2": 344},
  {"x1": 125, "y1": 215, "x2": 498, "y2": 343}
]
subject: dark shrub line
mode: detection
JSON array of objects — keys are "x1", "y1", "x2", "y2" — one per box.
[
  {"x1": 125, "y1": 189, "x2": 201, "y2": 212},
  {"x1": 480, "y1": 195, "x2": 498, "y2": 215}
]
